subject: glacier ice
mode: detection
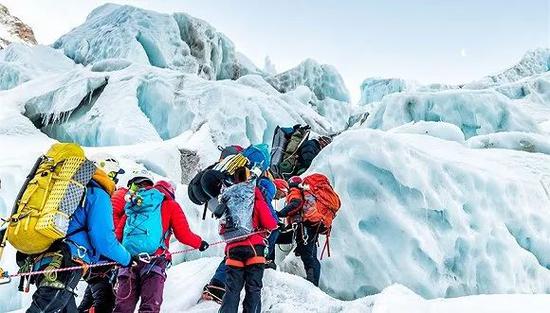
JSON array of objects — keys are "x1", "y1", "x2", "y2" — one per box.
[
  {"x1": 359, "y1": 78, "x2": 458, "y2": 105},
  {"x1": 466, "y1": 48, "x2": 550, "y2": 89},
  {"x1": 276, "y1": 128, "x2": 550, "y2": 300},
  {"x1": 266, "y1": 58, "x2": 350, "y2": 102},
  {"x1": 52, "y1": 4, "x2": 255, "y2": 82},
  {"x1": 466, "y1": 131, "x2": 550, "y2": 155},
  {"x1": 388, "y1": 121, "x2": 465, "y2": 143},
  {"x1": 0, "y1": 63, "x2": 339, "y2": 148},
  {"x1": 0, "y1": 44, "x2": 75, "y2": 90},
  {"x1": 364, "y1": 89, "x2": 539, "y2": 139}
]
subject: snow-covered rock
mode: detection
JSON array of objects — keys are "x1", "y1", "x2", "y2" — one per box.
[
  {"x1": 277, "y1": 128, "x2": 550, "y2": 300},
  {"x1": 364, "y1": 89, "x2": 539, "y2": 139},
  {"x1": 0, "y1": 4, "x2": 36, "y2": 49},
  {"x1": 266, "y1": 58, "x2": 350, "y2": 102}
]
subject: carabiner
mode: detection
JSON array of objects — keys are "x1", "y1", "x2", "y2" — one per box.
[{"x1": 138, "y1": 252, "x2": 151, "y2": 264}]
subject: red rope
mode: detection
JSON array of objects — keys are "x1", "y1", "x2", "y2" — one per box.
[{"x1": 1, "y1": 230, "x2": 268, "y2": 279}]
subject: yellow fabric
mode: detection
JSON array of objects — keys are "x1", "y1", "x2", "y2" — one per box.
[
  {"x1": 7, "y1": 143, "x2": 93, "y2": 254},
  {"x1": 92, "y1": 169, "x2": 116, "y2": 196}
]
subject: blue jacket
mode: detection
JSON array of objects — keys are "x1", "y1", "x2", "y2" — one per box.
[
  {"x1": 65, "y1": 181, "x2": 131, "y2": 266},
  {"x1": 257, "y1": 177, "x2": 277, "y2": 220}
]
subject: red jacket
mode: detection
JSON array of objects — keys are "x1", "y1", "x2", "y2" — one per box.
[
  {"x1": 111, "y1": 187, "x2": 128, "y2": 241},
  {"x1": 226, "y1": 187, "x2": 278, "y2": 252},
  {"x1": 115, "y1": 186, "x2": 203, "y2": 256}
]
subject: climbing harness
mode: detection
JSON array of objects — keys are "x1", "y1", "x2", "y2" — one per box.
[{"x1": 0, "y1": 230, "x2": 268, "y2": 286}]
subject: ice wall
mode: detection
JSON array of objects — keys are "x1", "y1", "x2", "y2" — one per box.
[{"x1": 279, "y1": 128, "x2": 550, "y2": 300}]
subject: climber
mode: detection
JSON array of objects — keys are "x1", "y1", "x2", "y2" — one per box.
[
  {"x1": 217, "y1": 166, "x2": 278, "y2": 313},
  {"x1": 295, "y1": 136, "x2": 332, "y2": 176},
  {"x1": 277, "y1": 174, "x2": 341, "y2": 287},
  {"x1": 77, "y1": 157, "x2": 127, "y2": 313},
  {"x1": 12, "y1": 144, "x2": 132, "y2": 313},
  {"x1": 263, "y1": 178, "x2": 289, "y2": 269},
  {"x1": 277, "y1": 176, "x2": 320, "y2": 286},
  {"x1": 113, "y1": 180, "x2": 209, "y2": 313}
]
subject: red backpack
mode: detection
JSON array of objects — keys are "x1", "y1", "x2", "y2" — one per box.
[{"x1": 301, "y1": 173, "x2": 341, "y2": 232}]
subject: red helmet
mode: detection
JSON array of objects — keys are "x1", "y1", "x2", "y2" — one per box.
[
  {"x1": 274, "y1": 179, "x2": 289, "y2": 194},
  {"x1": 288, "y1": 176, "x2": 303, "y2": 185},
  {"x1": 155, "y1": 180, "x2": 176, "y2": 199}
]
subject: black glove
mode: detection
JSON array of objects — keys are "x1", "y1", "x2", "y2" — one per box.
[
  {"x1": 199, "y1": 240, "x2": 210, "y2": 252},
  {"x1": 277, "y1": 222, "x2": 286, "y2": 231},
  {"x1": 125, "y1": 255, "x2": 140, "y2": 268}
]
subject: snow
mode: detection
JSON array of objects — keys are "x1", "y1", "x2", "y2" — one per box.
[
  {"x1": 364, "y1": 89, "x2": 539, "y2": 139},
  {"x1": 466, "y1": 132, "x2": 550, "y2": 155},
  {"x1": 266, "y1": 58, "x2": 350, "y2": 102},
  {"x1": 389, "y1": 121, "x2": 465, "y2": 143},
  {"x1": 0, "y1": 44, "x2": 76, "y2": 90},
  {"x1": 276, "y1": 128, "x2": 550, "y2": 300}
]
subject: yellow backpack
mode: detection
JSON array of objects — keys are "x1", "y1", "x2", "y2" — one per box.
[{"x1": 6, "y1": 143, "x2": 97, "y2": 255}]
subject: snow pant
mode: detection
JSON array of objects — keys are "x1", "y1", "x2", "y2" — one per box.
[
  {"x1": 113, "y1": 258, "x2": 168, "y2": 313},
  {"x1": 26, "y1": 243, "x2": 83, "y2": 313},
  {"x1": 295, "y1": 223, "x2": 321, "y2": 286},
  {"x1": 211, "y1": 258, "x2": 227, "y2": 285},
  {"x1": 77, "y1": 266, "x2": 116, "y2": 313},
  {"x1": 266, "y1": 229, "x2": 280, "y2": 262},
  {"x1": 219, "y1": 245, "x2": 266, "y2": 313}
]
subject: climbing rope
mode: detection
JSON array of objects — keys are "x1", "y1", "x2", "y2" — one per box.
[{"x1": 0, "y1": 230, "x2": 268, "y2": 284}]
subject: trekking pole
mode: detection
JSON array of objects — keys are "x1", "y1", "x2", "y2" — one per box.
[{"x1": 0, "y1": 156, "x2": 44, "y2": 263}]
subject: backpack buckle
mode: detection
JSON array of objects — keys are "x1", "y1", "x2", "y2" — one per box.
[{"x1": 138, "y1": 252, "x2": 152, "y2": 264}]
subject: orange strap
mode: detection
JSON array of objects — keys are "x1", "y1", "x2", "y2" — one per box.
[
  {"x1": 226, "y1": 258, "x2": 245, "y2": 268},
  {"x1": 245, "y1": 256, "x2": 266, "y2": 266}
]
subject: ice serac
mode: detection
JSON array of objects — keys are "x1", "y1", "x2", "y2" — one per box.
[
  {"x1": 266, "y1": 58, "x2": 350, "y2": 102},
  {"x1": 0, "y1": 4, "x2": 36, "y2": 49},
  {"x1": 364, "y1": 89, "x2": 539, "y2": 139},
  {"x1": 173, "y1": 13, "x2": 260, "y2": 80},
  {"x1": 359, "y1": 78, "x2": 411, "y2": 105},
  {"x1": 1, "y1": 63, "x2": 336, "y2": 148},
  {"x1": 466, "y1": 48, "x2": 550, "y2": 89},
  {"x1": 359, "y1": 77, "x2": 459, "y2": 105},
  {"x1": 280, "y1": 128, "x2": 550, "y2": 300},
  {"x1": 0, "y1": 44, "x2": 76, "y2": 90},
  {"x1": 52, "y1": 4, "x2": 257, "y2": 81}
]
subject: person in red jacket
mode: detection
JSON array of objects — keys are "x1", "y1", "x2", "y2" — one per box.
[
  {"x1": 113, "y1": 180, "x2": 209, "y2": 313},
  {"x1": 219, "y1": 175, "x2": 278, "y2": 313}
]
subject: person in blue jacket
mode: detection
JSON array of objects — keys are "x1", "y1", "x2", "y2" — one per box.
[{"x1": 26, "y1": 171, "x2": 132, "y2": 313}]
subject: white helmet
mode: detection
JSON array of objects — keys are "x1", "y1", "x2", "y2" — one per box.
[
  {"x1": 126, "y1": 167, "x2": 154, "y2": 187},
  {"x1": 90, "y1": 154, "x2": 125, "y2": 183}
]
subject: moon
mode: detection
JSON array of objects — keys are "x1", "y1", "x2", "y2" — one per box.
[{"x1": 460, "y1": 48, "x2": 467, "y2": 57}]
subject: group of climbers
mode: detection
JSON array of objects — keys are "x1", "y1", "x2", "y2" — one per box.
[{"x1": 0, "y1": 123, "x2": 339, "y2": 313}]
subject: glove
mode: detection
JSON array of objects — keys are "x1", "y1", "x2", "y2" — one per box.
[
  {"x1": 125, "y1": 255, "x2": 140, "y2": 268},
  {"x1": 277, "y1": 222, "x2": 286, "y2": 231},
  {"x1": 199, "y1": 240, "x2": 210, "y2": 252}
]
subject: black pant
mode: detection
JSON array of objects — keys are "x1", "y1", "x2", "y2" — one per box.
[
  {"x1": 219, "y1": 245, "x2": 265, "y2": 313},
  {"x1": 26, "y1": 267, "x2": 83, "y2": 313},
  {"x1": 77, "y1": 274, "x2": 115, "y2": 313},
  {"x1": 295, "y1": 224, "x2": 321, "y2": 286}
]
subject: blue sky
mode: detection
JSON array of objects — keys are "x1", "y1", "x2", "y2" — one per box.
[{"x1": 3, "y1": 0, "x2": 549, "y2": 102}]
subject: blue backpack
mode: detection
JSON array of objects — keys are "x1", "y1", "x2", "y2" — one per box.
[
  {"x1": 243, "y1": 144, "x2": 271, "y2": 171},
  {"x1": 122, "y1": 188, "x2": 165, "y2": 255}
]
